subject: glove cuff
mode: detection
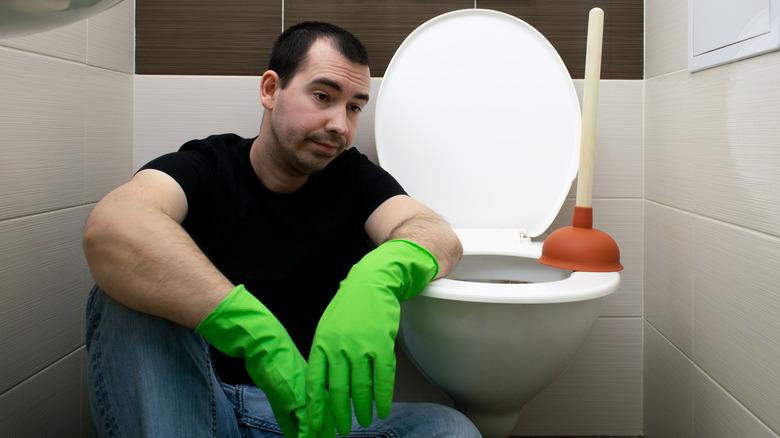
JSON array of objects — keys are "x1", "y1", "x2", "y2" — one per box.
[
  {"x1": 195, "y1": 284, "x2": 250, "y2": 344},
  {"x1": 374, "y1": 239, "x2": 439, "y2": 301},
  {"x1": 195, "y1": 284, "x2": 287, "y2": 360}
]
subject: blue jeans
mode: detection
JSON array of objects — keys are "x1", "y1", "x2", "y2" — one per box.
[{"x1": 86, "y1": 286, "x2": 481, "y2": 437}]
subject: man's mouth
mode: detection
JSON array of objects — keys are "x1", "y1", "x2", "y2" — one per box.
[
  {"x1": 312, "y1": 141, "x2": 339, "y2": 155},
  {"x1": 309, "y1": 135, "x2": 345, "y2": 155}
]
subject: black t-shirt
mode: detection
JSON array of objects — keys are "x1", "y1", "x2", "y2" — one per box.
[{"x1": 140, "y1": 133, "x2": 406, "y2": 384}]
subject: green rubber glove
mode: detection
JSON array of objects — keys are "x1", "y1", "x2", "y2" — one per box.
[
  {"x1": 306, "y1": 240, "x2": 439, "y2": 435},
  {"x1": 196, "y1": 285, "x2": 314, "y2": 438}
]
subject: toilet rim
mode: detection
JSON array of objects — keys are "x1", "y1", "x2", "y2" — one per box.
[{"x1": 420, "y1": 252, "x2": 621, "y2": 304}]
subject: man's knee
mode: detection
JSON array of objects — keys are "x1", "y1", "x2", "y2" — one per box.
[
  {"x1": 425, "y1": 403, "x2": 481, "y2": 437},
  {"x1": 387, "y1": 402, "x2": 482, "y2": 437}
]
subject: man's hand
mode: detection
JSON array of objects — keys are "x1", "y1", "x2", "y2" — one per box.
[
  {"x1": 196, "y1": 285, "x2": 311, "y2": 437},
  {"x1": 305, "y1": 240, "x2": 438, "y2": 436}
]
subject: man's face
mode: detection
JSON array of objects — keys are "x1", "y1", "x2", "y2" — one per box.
[{"x1": 267, "y1": 39, "x2": 371, "y2": 177}]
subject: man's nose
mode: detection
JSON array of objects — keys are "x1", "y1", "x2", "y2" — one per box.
[{"x1": 325, "y1": 107, "x2": 349, "y2": 136}]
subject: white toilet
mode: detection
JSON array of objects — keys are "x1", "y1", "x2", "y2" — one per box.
[{"x1": 374, "y1": 9, "x2": 621, "y2": 438}]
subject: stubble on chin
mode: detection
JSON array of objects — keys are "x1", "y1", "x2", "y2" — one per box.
[{"x1": 269, "y1": 117, "x2": 349, "y2": 174}]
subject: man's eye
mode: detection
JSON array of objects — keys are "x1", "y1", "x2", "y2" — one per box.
[
  {"x1": 314, "y1": 92, "x2": 328, "y2": 102},
  {"x1": 350, "y1": 105, "x2": 363, "y2": 113}
]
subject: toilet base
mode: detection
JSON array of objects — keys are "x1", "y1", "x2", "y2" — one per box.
[
  {"x1": 399, "y1": 295, "x2": 606, "y2": 438},
  {"x1": 457, "y1": 407, "x2": 521, "y2": 438}
]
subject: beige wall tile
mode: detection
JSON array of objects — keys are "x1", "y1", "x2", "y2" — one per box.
[
  {"x1": 513, "y1": 317, "x2": 643, "y2": 436},
  {"x1": 0, "y1": 349, "x2": 84, "y2": 436},
  {"x1": 691, "y1": 51, "x2": 780, "y2": 238},
  {"x1": 644, "y1": 322, "x2": 694, "y2": 438},
  {"x1": 0, "y1": 48, "x2": 86, "y2": 220},
  {"x1": 644, "y1": 201, "x2": 694, "y2": 356},
  {"x1": 133, "y1": 75, "x2": 265, "y2": 170},
  {"x1": 645, "y1": 0, "x2": 688, "y2": 78},
  {"x1": 0, "y1": 207, "x2": 90, "y2": 393},
  {"x1": 573, "y1": 80, "x2": 644, "y2": 199},
  {"x1": 88, "y1": 0, "x2": 135, "y2": 73},
  {"x1": 80, "y1": 347, "x2": 93, "y2": 436},
  {"x1": 352, "y1": 78, "x2": 383, "y2": 164},
  {"x1": 645, "y1": 71, "x2": 697, "y2": 211},
  {"x1": 0, "y1": 1, "x2": 132, "y2": 434},
  {"x1": 644, "y1": 313, "x2": 780, "y2": 438},
  {"x1": 134, "y1": 76, "x2": 384, "y2": 172},
  {"x1": 694, "y1": 368, "x2": 779, "y2": 438},
  {"x1": 645, "y1": 2, "x2": 780, "y2": 433},
  {"x1": 693, "y1": 217, "x2": 780, "y2": 433},
  {"x1": 86, "y1": 67, "x2": 134, "y2": 203},
  {"x1": 0, "y1": 20, "x2": 87, "y2": 63}
]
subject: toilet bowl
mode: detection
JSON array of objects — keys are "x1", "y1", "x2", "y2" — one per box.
[
  {"x1": 398, "y1": 229, "x2": 620, "y2": 438},
  {"x1": 374, "y1": 9, "x2": 621, "y2": 438}
]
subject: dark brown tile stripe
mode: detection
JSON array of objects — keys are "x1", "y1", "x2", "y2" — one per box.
[
  {"x1": 135, "y1": 0, "x2": 282, "y2": 75},
  {"x1": 480, "y1": 0, "x2": 644, "y2": 79},
  {"x1": 135, "y1": 0, "x2": 643, "y2": 79},
  {"x1": 284, "y1": 0, "x2": 473, "y2": 77}
]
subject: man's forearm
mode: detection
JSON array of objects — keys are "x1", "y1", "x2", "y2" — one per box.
[
  {"x1": 83, "y1": 188, "x2": 233, "y2": 329},
  {"x1": 386, "y1": 213, "x2": 462, "y2": 279}
]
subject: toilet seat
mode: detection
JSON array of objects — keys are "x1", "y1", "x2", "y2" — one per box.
[
  {"x1": 427, "y1": 273, "x2": 621, "y2": 304},
  {"x1": 421, "y1": 228, "x2": 621, "y2": 303},
  {"x1": 424, "y1": 228, "x2": 619, "y2": 303},
  {"x1": 375, "y1": 9, "x2": 581, "y2": 237},
  {"x1": 376, "y1": 10, "x2": 620, "y2": 303},
  {"x1": 425, "y1": 253, "x2": 621, "y2": 304}
]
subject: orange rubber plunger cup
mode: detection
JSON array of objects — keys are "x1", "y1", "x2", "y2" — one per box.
[
  {"x1": 538, "y1": 8, "x2": 623, "y2": 273},
  {"x1": 538, "y1": 206, "x2": 623, "y2": 272}
]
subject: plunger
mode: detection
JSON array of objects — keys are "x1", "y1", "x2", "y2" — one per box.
[{"x1": 538, "y1": 7, "x2": 623, "y2": 272}]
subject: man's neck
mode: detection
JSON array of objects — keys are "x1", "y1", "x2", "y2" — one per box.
[{"x1": 249, "y1": 136, "x2": 308, "y2": 194}]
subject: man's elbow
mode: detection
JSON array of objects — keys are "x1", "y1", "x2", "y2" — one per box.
[
  {"x1": 437, "y1": 227, "x2": 463, "y2": 278},
  {"x1": 82, "y1": 204, "x2": 114, "y2": 268}
]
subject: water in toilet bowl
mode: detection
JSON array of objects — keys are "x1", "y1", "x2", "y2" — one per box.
[{"x1": 450, "y1": 278, "x2": 531, "y2": 284}]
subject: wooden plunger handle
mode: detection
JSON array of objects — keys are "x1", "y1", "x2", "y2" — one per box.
[{"x1": 576, "y1": 7, "x2": 604, "y2": 208}]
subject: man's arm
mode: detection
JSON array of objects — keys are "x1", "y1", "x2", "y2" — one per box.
[
  {"x1": 84, "y1": 168, "x2": 317, "y2": 436},
  {"x1": 82, "y1": 169, "x2": 234, "y2": 329},
  {"x1": 305, "y1": 194, "x2": 463, "y2": 435},
  {"x1": 365, "y1": 194, "x2": 462, "y2": 278}
]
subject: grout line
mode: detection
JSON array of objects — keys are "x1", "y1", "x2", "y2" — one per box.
[
  {"x1": 0, "y1": 203, "x2": 97, "y2": 224},
  {"x1": 0, "y1": 346, "x2": 86, "y2": 398},
  {"x1": 644, "y1": 199, "x2": 780, "y2": 242}
]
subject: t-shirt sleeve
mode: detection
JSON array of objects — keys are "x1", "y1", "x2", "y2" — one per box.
[
  {"x1": 138, "y1": 144, "x2": 219, "y2": 221},
  {"x1": 350, "y1": 149, "x2": 408, "y2": 222}
]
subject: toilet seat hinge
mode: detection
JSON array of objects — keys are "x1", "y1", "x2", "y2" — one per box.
[{"x1": 519, "y1": 228, "x2": 532, "y2": 245}]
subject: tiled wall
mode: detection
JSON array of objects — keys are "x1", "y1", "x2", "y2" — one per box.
[
  {"x1": 135, "y1": 6, "x2": 645, "y2": 433},
  {"x1": 133, "y1": 6, "x2": 644, "y2": 438},
  {"x1": 644, "y1": 0, "x2": 780, "y2": 437},
  {"x1": 5, "y1": 1, "x2": 778, "y2": 437},
  {"x1": 0, "y1": 1, "x2": 135, "y2": 435}
]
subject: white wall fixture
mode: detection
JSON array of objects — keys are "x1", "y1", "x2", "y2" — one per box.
[
  {"x1": 688, "y1": 0, "x2": 780, "y2": 71},
  {"x1": 0, "y1": 0, "x2": 123, "y2": 38}
]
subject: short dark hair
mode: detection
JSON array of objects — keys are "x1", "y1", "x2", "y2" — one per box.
[{"x1": 268, "y1": 22, "x2": 371, "y2": 88}]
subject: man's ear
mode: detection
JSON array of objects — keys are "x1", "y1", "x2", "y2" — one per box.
[{"x1": 260, "y1": 70, "x2": 281, "y2": 110}]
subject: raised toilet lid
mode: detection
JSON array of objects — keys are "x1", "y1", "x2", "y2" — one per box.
[{"x1": 375, "y1": 9, "x2": 581, "y2": 237}]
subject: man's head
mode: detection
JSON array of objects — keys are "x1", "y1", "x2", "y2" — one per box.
[
  {"x1": 269, "y1": 21, "x2": 371, "y2": 89},
  {"x1": 252, "y1": 22, "x2": 372, "y2": 193}
]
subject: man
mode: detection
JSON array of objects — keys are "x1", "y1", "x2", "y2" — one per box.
[{"x1": 83, "y1": 21, "x2": 480, "y2": 438}]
